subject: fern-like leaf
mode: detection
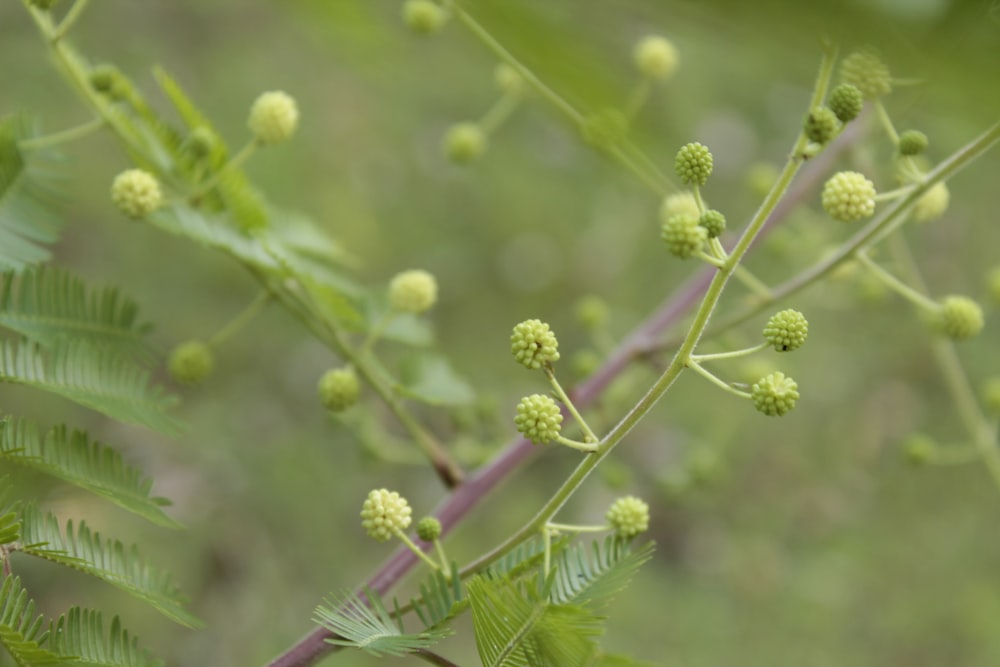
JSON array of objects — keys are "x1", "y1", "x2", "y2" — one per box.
[
  {"x1": 468, "y1": 575, "x2": 602, "y2": 667},
  {"x1": 487, "y1": 535, "x2": 570, "y2": 581},
  {"x1": 17, "y1": 505, "x2": 202, "y2": 628},
  {"x1": 0, "y1": 339, "x2": 181, "y2": 435},
  {"x1": 548, "y1": 538, "x2": 654, "y2": 610},
  {"x1": 314, "y1": 587, "x2": 451, "y2": 657},
  {"x1": 0, "y1": 576, "x2": 61, "y2": 666},
  {"x1": 0, "y1": 268, "x2": 153, "y2": 362},
  {"x1": 409, "y1": 566, "x2": 467, "y2": 630},
  {"x1": 0, "y1": 478, "x2": 19, "y2": 546},
  {"x1": 0, "y1": 418, "x2": 179, "y2": 529},
  {"x1": 48, "y1": 607, "x2": 163, "y2": 667}
]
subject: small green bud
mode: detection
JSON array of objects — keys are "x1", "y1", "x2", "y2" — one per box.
[
  {"x1": 986, "y1": 266, "x2": 1000, "y2": 304},
  {"x1": 762, "y1": 309, "x2": 808, "y2": 352},
  {"x1": 575, "y1": 295, "x2": 609, "y2": 330},
  {"x1": 89, "y1": 64, "x2": 119, "y2": 94},
  {"x1": 167, "y1": 341, "x2": 214, "y2": 385},
  {"x1": 361, "y1": 489, "x2": 412, "y2": 542},
  {"x1": 514, "y1": 394, "x2": 563, "y2": 445},
  {"x1": 674, "y1": 142, "x2": 713, "y2": 186},
  {"x1": 751, "y1": 372, "x2": 800, "y2": 416},
  {"x1": 839, "y1": 49, "x2": 892, "y2": 100},
  {"x1": 248, "y1": 91, "x2": 299, "y2": 145},
  {"x1": 510, "y1": 319, "x2": 560, "y2": 369},
  {"x1": 494, "y1": 63, "x2": 524, "y2": 95},
  {"x1": 898, "y1": 130, "x2": 929, "y2": 156},
  {"x1": 660, "y1": 191, "x2": 701, "y2": 219},
  {"x1": 402, "y1": 0, "x2": 445, "y2": 34},
  {"x1": 661, "y1": 213, "x2": 707, "y2": 259},
  {"x1": 318, "y1": 366, "x2": 360, "y2": 412},
  {"x1": 388, "y1": 269, "x2": 438, "y2": 315},
  {"x1": 912, "y1": 182, "x2": 949, "y2": 222},
  {"x1": 932, "y1": 296, "x2": 984, "y2": 341},
  {"x1": 633, "y1": 35, "x2": 679, "y2": 81},
  {"x1": 605, "y1": 496, "x2": 650, "y2": 539},
  {"x1": 821, "y1": 171, "x2": 876, "y2": 223},
  {"x1": 903, "y1": 434, "x2": 936, "y2": 466},
  {"x1": 185, "y1": 126, "x2": 217, "y2": 160},
  {"x1": 416, "y1": 517, "x2": 442, "y2": 541},
  {"x1": 698, "y1": 209, "x2": 726, "y2": 239},
  {"x1": 804, "y1": 106, "x2": 840, "y2": 144},
  {"x1": 827, "y1": 83, "x2": 863, "y2": 123},
  {"x1": 981, "y1": 378, "x2": 1000, "y2": 416},
  {"x1": 111, "y1": 169, "x2": 163, "y2": 219},
  {"x1": 443, "y1": 122, "x2": 487, "y2": 163},
  {"x1": 572, "y1": 349, "x2": 602, "y2": 378}
]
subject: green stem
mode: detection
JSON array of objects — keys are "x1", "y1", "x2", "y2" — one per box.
[
  {"x1": 691, "y1": 342, "x2": 768, "y2": 362},
  {"x1": 545, "y1": 522, "x2": 607, "y2": 534},
  {"x1": 686, "y1": 359, "x2": 749, "y2": 398},
  {"x1": 623, "y1": 78, "x2": 652, "y2": 122},
  {"x1": 52, "y1": 0, "x2": 89, "y2": 41},
  {"x1": 478, "y1": 92, "x2": 521, "y2": 135},
  {"x1": 394, "y1": 530, "x2": 441, "y2": 573},
  {"x1": 431, "y1": 539, "x2": 451, "y2": 576},
  {"x1": 17, "y1": 116, "x2": 105, "y2": 150},
  {"x1": 207, "y1": 291, "x2": 271, "y2": 347},
  {"x1": 360, "y1": 310, "x2": 393, "y2": 357},
  {"x1": 193, "y1": 141, "x2": 257, "y2": 197},
  {"x1": 545, "y1": 367, "x2": 598, "y2": 443},
  {"x1": 875, "y1": 99, "x2": 899, "y2": 144},
  {"x1": 732, "y1": 264, "x2": 771, "y2": 299},
  {"x1": 854, "y1": 251, "x2": 938, "y2": 311},
  {"x1": 928, "y1": 446, "x2": 980, "y2": 466},
  {"x1": 554, "y1": 435, "x2": 599, "y2": 453}
]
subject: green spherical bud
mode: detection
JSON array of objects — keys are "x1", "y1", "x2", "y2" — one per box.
[
  {"x1": 167, "y1": 341, "x2": 214, "y2": 385},
  {"x1": 442, "y1": 122, "x2": 487, "y2": 163},
  {"x1": 674, "y1": 142, "x2": 713, "y2": 186},
  {"x1": 827, "y1": 83, "x2": 864, "y2": 123},
  {"x1": 416, "y1": 517, "x2": 442, "y2": 541},
  {"x1": 660, "y1": 191, "x2": 701, "y2": 219},
  {"x1": 912, "y1": 182, "x2": 949, "y2": 222},
  {"x1": 804, "y1": 106, "x2": 840, "y2": 145},
  {"x1": 751, "y1": 372, "x2": 800, "y2": 416},
  {"x1": 903, "y1": 434, "x2": 936, "y2": 466},
  {"x1": 111, "y1": 169, "x2": 163, "y2": 219},
  {"x1": 514, "y1": 394, "x2": 563, "y2": 444},
  {"x1": 89, "y1": 64, "x2": 119, "y2": 94},
  {"x1": 605, "y1": 495, "x2": 650, "y2": 539},
  {"x1": 986, "y1": 266, "x2": 1000, "y2": 305},
  {"x1": 762, "y1": 309, "x2": 808, "y2": 352},
  {"x1": 185, "y1": 126, "x2": 217, "y2": 160},
  {"x1": 633, "y1": 35, "x2": 679, "y2": 80},
  {"x1": 821, "y1": 171, "x2": 876, "y2": 223},
  {"x1": 510, "y1": 319, "x2": 560, "y2": 369},
  {"x1": 361, "y1": 489, "x2": 412, "y2": 542},
  {"x1": 572, "y1": 349, "x2": 602, "y2": 378},
  {"x1": 981, "y1": 377, "x2": 1000, "y2": 416},
  {"x1": 698, "y1": 209, "x2": 726, "y2": 239},
  {"x1": 575, "y1": 295, "x2": 609, "y2": 330},
  {"x1": 318, "y1": 366, "x2": 360, "y2": 412},
  {"x1": 839, "y1": 49, "x2": 892, "y2": 100},
  {"x1": 248, "y1": 91, "x2": 299, "y2": 145},
  {"x1": 494, "y1": 63, "x2": 524, "y2": 95},
  {"x1": 898, "y1": 130, "x2": 929, "y2": 156},
  {"x1": 661, "y1": 213, "x2": 707, "y2": 259},
  {"x1": 403, "y1": 0, "x2": 445, "y2": 34},
  {"x1": 388, "y1": 269, "x2": 438, "y2": 314},
  {"x1": 932, "y1": 296, "x2": 984, "y2": 341}
]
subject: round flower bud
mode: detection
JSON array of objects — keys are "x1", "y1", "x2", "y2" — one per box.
[
  {"x1": 839, "y1": 49, "x2": 892, "y2": 100},
  {"x1": 89, "y1": 64, "x2": 118, "y2": 94},
  {"x1": 912, "y1": 182, "x2": 949, "y2": 222},
  {"x1": 361, "y1": 489, "x2": 412, "y2": 542},
  {"x1": 575, "y1": 295, "x2": 609, "y2": 330},
  {"x1": 751, "y1": 372, "x2": 800, "y2": 416},
  {"x1": 898, "y1": 130, "x2": 928, "y2": 156},
  {"x1": 494, "y1": 63, "x2": 524, "y2": 95},
  {"x1": 416, "y1": 517, "x2": 442, "y2": 542},
  {"x1": 403, "y1": 0, "x2": 445, "y2": 34},
  {"x1": 111, "y1": 169, "x2": 163, "y2": 219},
  {"x1": 821, "y1": 171, "x2": 876, "y2": 223},
  {"x1": 986, "y1": 266, "x2": 1000, "y2": 304},
  {"x1": 674, "y1": 142, "x2": 713, "y2": 186},
  {"x1": 660, "y1": 191, "x2": 700, "y2": 220},
  {"x1": 827, "y1": 83, "x2": 863, "y2": 123},
  {"x1": 605, "y1": 495, "x2": 649, "y2": 539},
  {"x1": 248, "y1": 91, "x2": 299, "y2": 145},
  {"x1": 633, "y1": 36, "x2": 679, "y2": 81},
  {"x1": 510, "y1": 319, "x2": 560, "y2": 369},
  {"x1": 318, "y1": 366, "x2": 360, "y2": 412},
  {"x1": 442, "y1": 122, "x2": 487, "y2": 164},
  {"x1": 661, "y1": 213, "x2": 707, "y2": 259},
  {"x1": 903, "y1": 434, "x2": 935, "y2": 466},
  {"x1": 167, "y1": 341, "x2": 214, "y2": 385},
  {"x1": 804, "y1": 106, "x2": 840, "y2": 145},
  {"x1": 698, "y1": 209, "x2": 726, "y2": 239},
  {"x1": 388, "y1": 269, "x2": 438, "y2": 315},
  {"x1": 514, "y1": 394, "x2": 563, "y2": 444},
  {"x1": 980, "y1": 377, "x2": 1000, "y2": 416},
  {"x1": 185, "y1": 126, "x2": 217, "y2": 160},
  {"x1": 932, "y1": 296, "x2": 984, "y2": 340},
  {"x1": 763, "y1": 309, "x2": 809, "y2": 352}
]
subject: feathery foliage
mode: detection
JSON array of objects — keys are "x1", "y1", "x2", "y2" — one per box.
[
  {"x1": 0, "y1": 479, "x2": 19, "y2": 546},
  {"x1": 314, "y1": 587, "x2": 451, "y2": 657},
  {"x1": 487, "y1": 535, "x2": 569, "y2": 581},
  {"x1": 0, "y1": 339, "x2": 181, "y2": 435},
  {"x1": 0, "y1": 268, "x2": 153, "y2": 362},
  {"x1": 17, "y1": 505, "x2": 202, "y2": 628},
  {"x1": 408, "y1": 566, "x2": 467, "y2": 630},
  {"x1": 49, "y1": 607, "x2": 163, "y2": 667},
  {"x1": 0, "y1": 576, "x2": 60, "y2": 666},
  {"x1": 548, "y1": 538, "x2": 654, "y2": 609},
  {"x1": 0, "y1": 418, "x2": 179, "y2": 529}
]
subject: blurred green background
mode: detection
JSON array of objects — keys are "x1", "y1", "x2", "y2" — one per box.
[{"x1": 2, "y1": 1, "x2": 1000, "y2": 665}]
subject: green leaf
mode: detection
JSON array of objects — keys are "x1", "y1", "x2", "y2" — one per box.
[
  {"x1": 49, "y1": 607, "x2": 163, "y2": 667},
  {"x1": 314, "y1": 587, "x2": 451, "y2": 657},
  {"x1": 0, "y1": 418, "x2": 180, "y2": 529},
  {"x1": 0, "y1": 576, "x2": 61, "y2": 666},
  {"x1": 395, "y1": 354, "x2": 476, "y2": 406},
  {"x1": 17, "y1": 505, "x2": 203, "y2": 629},
  {"x1": 487, "y1": 535, "x2": 570, "y2": 581},
  {"x1": 409, "y1": 566, "x2": 467, "y2": 631},
  {"x1": 548, "y1": 538, "x2": 654, "y2": 610},
  {"x1": 0, "y1": 268, "x2": 154, "y2": 362},
  {"x1": 0, "y1": 339, "x2": 182, "y2": 435}
]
